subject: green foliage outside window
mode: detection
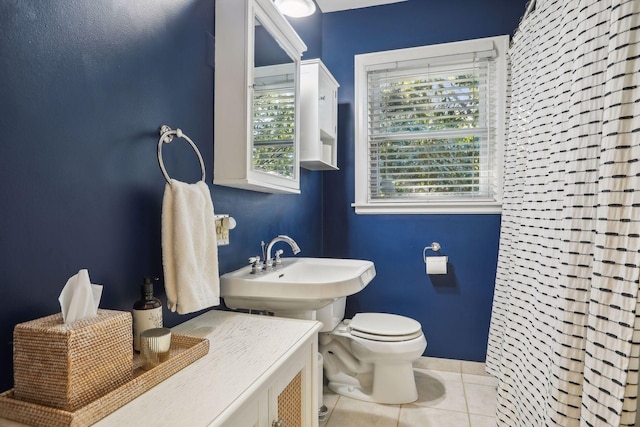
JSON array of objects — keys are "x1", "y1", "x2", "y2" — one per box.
[{"x1": 369, "y1": 72, "x2": 486, "y2": 199}]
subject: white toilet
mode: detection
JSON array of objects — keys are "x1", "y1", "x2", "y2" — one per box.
[{"x1": 317, "y1": 297, "x2": 427, "y2": 404}]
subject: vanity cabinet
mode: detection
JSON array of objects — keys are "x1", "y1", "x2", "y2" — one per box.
[
  {"x1": 220, "y1": 345, "x2": 309, "y2": 427},
  {"x1": 214, "y1": 0, "x2": 307, "y2": 194},
  {"x1": 300, "y1": 59, "x2": 340, "y2": 170},
  {"x1": 92, "y1": 310, "x2": 321, "y2": 427}
]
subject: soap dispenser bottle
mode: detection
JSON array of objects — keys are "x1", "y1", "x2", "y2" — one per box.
[{"x1": 133, "y1": 276, "x2": 163, "y2": 352}]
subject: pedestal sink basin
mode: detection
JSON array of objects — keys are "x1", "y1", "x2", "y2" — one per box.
[{"x1": 220, "y1": 257, "x2": 376, "y2": 313}]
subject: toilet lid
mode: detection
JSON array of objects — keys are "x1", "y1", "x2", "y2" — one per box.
[{"x1": 349, "y1": 313, "x2": 423, "y2": 342}]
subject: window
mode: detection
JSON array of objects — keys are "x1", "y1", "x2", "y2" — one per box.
[{"x1": 353, "y1": 36, "x2": 508, "y2": 214}]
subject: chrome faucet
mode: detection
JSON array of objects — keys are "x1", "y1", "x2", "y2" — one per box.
[{"x1": 266, "y1": 235, "x2": 301, "y2": 268}]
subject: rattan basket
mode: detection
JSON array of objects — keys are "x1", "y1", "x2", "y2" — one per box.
[
  {"x1": 0, "y1": 334, "x2": 209, "y2": 427},
  {"x1": 13, "y1": 309, "x2": 133, "y2": 412}
]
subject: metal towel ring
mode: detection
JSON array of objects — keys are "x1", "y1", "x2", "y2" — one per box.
[{"x1": 157, "y1": 125, "x2": 206, "y2": 185}]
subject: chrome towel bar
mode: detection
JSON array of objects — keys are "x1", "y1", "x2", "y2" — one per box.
[{"x1": 157, "y1": 125, "x2": 206, "y2": 185}]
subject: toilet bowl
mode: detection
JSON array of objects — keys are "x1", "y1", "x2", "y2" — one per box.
[{"x1": 317, "y1": 299, "x2": 427, "y2": 404}]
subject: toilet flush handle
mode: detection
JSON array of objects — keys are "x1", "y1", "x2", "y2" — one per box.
[{"x1": 272, "y1": 419, "x2": 284, "y2": 427}]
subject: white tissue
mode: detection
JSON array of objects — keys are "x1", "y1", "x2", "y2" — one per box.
[
  {"x1": 58, "y1": 269, "x2": 103, "y2": 323},
  {"x1": 425, "y1": 256, "x2": 448, "y2": 275}
]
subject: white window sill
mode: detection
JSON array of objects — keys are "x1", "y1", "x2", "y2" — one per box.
[{"x1": 351, "y1": 201, "x2": 503, "y2": 215}]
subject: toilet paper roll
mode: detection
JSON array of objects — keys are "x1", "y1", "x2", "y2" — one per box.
[{"x1": 425, "y1": 256, "x2": 448, "y2": 275}]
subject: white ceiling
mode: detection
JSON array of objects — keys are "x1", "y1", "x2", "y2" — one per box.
[{"x1": 315, "y1": 0, "x2": 408, "y2": 13}]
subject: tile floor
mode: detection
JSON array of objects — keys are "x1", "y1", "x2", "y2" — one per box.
[{"x1": 319, "y1": 357, "x2": 498, "y2": 427}]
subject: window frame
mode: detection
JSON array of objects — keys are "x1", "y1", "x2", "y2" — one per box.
[{"x1": 353, "y1": 35, "x2": 509, "y2": 215}]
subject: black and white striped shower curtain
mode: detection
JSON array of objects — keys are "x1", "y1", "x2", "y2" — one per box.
[{"x1": 486, "y1": 1, "x2": 640, "y2": 426}]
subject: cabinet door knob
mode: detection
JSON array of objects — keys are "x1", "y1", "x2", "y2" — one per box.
[{"x1": 272, "y1": 419, "x2": 285, "y2": 427}]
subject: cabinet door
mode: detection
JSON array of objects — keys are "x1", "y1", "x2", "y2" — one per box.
[
  {"x1": 267, "y1": 339, "x2": 316, "y2": 427},
  {"x1": 214, "y1": 0, "x2": 305, "y2": 194},
  {"x1": 318, "y1": 70, "x2": 337, "y2": 139},
  {"x1": 271, "y1": 370, "x2": 303, "y2": 427}
]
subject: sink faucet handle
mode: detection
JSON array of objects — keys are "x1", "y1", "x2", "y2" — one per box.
[
  {"x1": 274, "y1": 249, "x2": 284, "y2": 265},
  {"x1": 249, "y1": 256, "x2": 264, "y2": 274}
]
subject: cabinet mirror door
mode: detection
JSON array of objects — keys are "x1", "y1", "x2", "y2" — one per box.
[{"x1": 213, "y1": 0, "x2": 306, "y2": 194}]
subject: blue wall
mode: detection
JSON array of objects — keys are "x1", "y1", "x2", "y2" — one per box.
[
  {"x1": 320, "y1": 0, "x2": 527, "y2": 361},
  {"x1": 0, "y1": 0, "x2": 323, "y2": 392},
  {"x1": 0, "y1": 0, "x2": 526, "y2": 392}
]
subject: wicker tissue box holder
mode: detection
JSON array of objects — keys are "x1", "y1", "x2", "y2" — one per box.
[{"x1": 13, "y1": 309, "x2": 133, "y2": 412}]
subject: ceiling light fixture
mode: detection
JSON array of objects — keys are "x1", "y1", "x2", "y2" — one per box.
[{"x1": 274, "y1": 0, "x2": 317, "y2": 17}]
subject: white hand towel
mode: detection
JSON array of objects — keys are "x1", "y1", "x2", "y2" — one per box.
[{"x1": 162, "y1": 179, "x2": 220, "y2": 314}]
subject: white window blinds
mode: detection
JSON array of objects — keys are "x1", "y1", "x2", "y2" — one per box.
[
  {"x1": 353, "y1": 36, "x2": 508, "y2": 214},
  {"x1": 367, "y1": 54, "x2": 497, "y2": 202}
]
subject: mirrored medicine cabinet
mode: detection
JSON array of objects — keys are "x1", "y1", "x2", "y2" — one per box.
[{"x1": 214, "y1": 0, "x2": 307, "y2": 194}]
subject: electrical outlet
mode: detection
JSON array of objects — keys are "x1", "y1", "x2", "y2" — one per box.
[
  {"x1": 215, "y1": 218, "x2": 229, "y2": 245},
  {"x1": 215, "y1": 214, "x2": 236, "y2": 246}
]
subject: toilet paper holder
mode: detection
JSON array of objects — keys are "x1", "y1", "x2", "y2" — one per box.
[
  {"x1": 423, "y1": 242, "x2": 447, "y2": 275},
  {"x1": 423, "y1": 242, "x2": 441, "y2": 259}
]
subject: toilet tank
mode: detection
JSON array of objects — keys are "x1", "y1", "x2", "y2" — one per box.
[{"x1": 316, "y1": 296, "x2": 346, "y2": 332}]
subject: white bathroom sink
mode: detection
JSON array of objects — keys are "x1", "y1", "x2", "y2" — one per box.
[{"x1": 220, "y1": 257, "x2": 376, "y2": 312}]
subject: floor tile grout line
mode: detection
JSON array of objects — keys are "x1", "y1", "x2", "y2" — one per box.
[{"x1": 462, "y1": 380, "x2": 473, "y2": 427}]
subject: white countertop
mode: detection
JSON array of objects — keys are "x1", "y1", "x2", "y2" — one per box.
[{"x1": 0, "y1": 309, "x2": 321, "y2": 427}]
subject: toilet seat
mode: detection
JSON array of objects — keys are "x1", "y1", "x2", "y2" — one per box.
[{"x1": 348, "y1": 313, "x2": 423, "y2": 342}]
